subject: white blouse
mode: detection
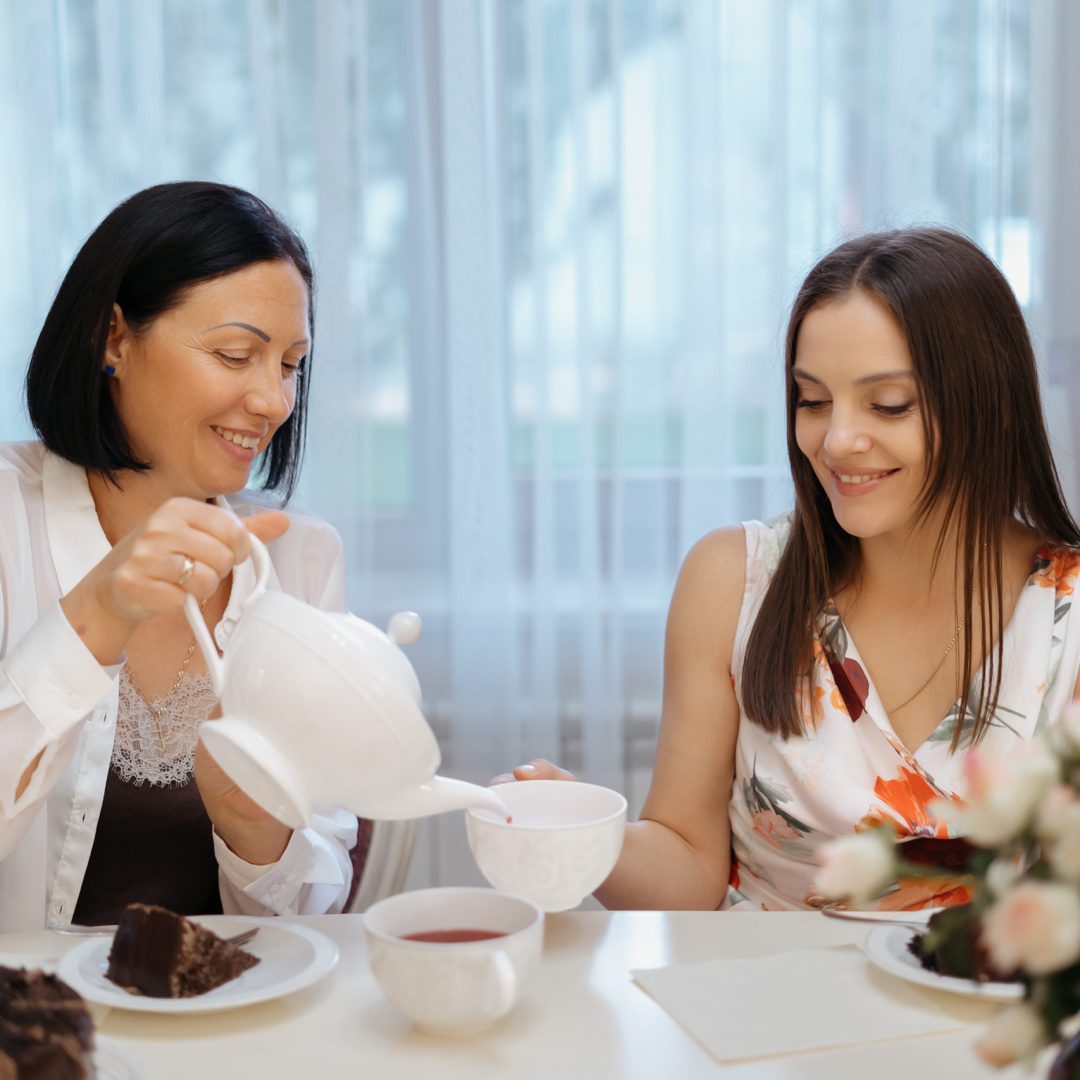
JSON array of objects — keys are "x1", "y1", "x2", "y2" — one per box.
[{"x1": 0, "y1": 441, "x2": 358, "y2": 931}]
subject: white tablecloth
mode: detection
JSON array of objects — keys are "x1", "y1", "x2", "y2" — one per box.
[{"x1": 0, "y1": 912, "x2": 1042, "y2": 1078}]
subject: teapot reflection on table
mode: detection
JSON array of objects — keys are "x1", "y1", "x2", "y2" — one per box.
[{"x1": 184, "y1": 536, "x2": 509, "y2": 829}]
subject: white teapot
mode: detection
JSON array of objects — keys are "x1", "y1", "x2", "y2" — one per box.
[{"x1": 184, "y1": 536, "x2": 508, "y2": 830}]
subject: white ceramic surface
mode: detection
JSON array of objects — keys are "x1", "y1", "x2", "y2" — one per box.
[
  {"x1": 363, "y1": 887, "x2": 544, "y2": 1036},
  {"x1": 466, "y1": 781, "x2": 627, "y2": 911},
  {"x1": 186, "y1": 536, "x2": 509, "y2": 828},
  {"x1": 861, "y1": 924, "x2": 1025, "y2": 1002},
  {"x1": 57, "y1": 917, "x2": 338, "y2": 1013}
]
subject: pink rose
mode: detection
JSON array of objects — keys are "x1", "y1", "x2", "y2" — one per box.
[
  {"x1": 973, "y1": 1003, "x2": 1048, "y2": 1067},
  {"x1": 984, "y1": 855, "x2": 1023, "y2": 899},
  {"x1": 1048, "y1": 808, "x2": 1080, "y2": 882},
  {"x1": 1034, "y1": 783, "x2": 1079, "y2": 842},
  {"x1": 1058, "y1": 699, "x2": 1080, "y2": 753},
  {"x1": 934, "y1": 741, "x2": 1059, "y2": 846},
  {"x1": 983, "y1": 881, "x2": 1080, "y2": 976},
  {"x1": 815, "y1": 831, "x2": 895, "y2": 905}
]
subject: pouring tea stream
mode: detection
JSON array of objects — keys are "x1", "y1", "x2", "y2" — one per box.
[{"x1": 183, "y1": 535, "x2": 509, "y2": 829}]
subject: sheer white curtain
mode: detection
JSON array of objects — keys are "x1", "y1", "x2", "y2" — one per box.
[{"x1": 1, "y1": 0, "x2": 1075, "y2": 888}]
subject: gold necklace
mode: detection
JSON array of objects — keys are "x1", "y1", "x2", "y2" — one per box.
[
  {"x1": 887, "y1": 618, "x2": 964, "y2": 714},
  {"x1": 125, "y1": 597, "x2": 210, "y2": 751}
]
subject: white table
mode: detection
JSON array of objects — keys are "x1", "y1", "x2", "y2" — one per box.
[{"x1": 0, "y1": 912, "x2": 1042, "y2": 1078}]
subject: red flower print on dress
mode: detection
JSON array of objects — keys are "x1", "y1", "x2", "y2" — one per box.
[
  {"x1": 797, "y1": 679, "x2": 827, "y2": 730},
  {"x1": 875, "y1": 875, "x2": 974, "y2": 912},
  {"x1": 867, "y1": 765, "x2": 961, "y2": 839},
  {"x1": 752, "y1": 809, "x2": 803, "y2": 843},
  {"x1": 796, "y1": 642, "x2": 829, "y2": 729},
  {"x1": 1032, "y1": 548, "x2": 1080, "y2": 597},
  {"x1": 827, "y1": 655, "x2": 869, "y2": 721},
  {"x1": 743, "y1": 762, "x2": 815, "y2": 856}
]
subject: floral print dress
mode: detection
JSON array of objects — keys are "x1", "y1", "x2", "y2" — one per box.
[{"x1": 724, "y1": 515, "x2": 1080, "y2": 911}]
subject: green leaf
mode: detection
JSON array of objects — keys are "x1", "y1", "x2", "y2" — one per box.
[{"x1": 753, "y1": 775, "x2": 795, "y2": 807}]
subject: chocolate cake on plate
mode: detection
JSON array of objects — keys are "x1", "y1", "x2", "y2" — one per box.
[
  {"x1": 0, "y1": 965, "x2": 96, "y2": 1079},
  {"x1": 106, "y1": 903, "x2": 259, "y2": 998},
  {"x1": 907, "y1": 903, "x2": 1021, "y2": 984}
]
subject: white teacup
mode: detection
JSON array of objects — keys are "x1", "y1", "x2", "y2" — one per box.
[
  {"x1": 465, "y1": 780, "x2": 628, "y2": 911},
  {"x1": 364, "y1": 887, "x2": 543, "y2": 1035}
]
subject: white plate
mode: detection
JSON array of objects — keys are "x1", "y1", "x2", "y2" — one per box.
[
  {"x1": 95, "y1": 1035, "x2": 142, "y2": 1079},
  {"x1": 58, "y1": 917, "x2": 338, "y2": 1013},
  {"x1": 862, "y1": 923, "x2": 1024, "y2": 1002}
]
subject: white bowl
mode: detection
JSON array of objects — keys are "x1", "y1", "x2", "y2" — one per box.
[
  {"x1": 364, "y1": 887, "x2": 543, "y2": 1035},
  {"x1": 466, "y1": 780, "x2": 627, "y2": 911}
]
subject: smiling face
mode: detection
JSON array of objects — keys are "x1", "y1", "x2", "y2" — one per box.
[
  {"x1": 793, "y1": 289, "x2": 930, "y2": 541},
  {"x1": 106, "y1": 259, "x2": 310, "y2": 500}
]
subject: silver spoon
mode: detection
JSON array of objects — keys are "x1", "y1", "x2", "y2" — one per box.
[{"x1": 820, "y1": 905, "x2": 934, "y2": 930}]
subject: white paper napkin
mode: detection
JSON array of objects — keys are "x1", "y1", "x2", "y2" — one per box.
[{"x1": 632, "y1": 946, "x2": 992, "y2": 1065}]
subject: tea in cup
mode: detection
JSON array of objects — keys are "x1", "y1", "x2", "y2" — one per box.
[
  {"x1": 364, "y1": 887, "x2": 543, "y2": 1035},
  {"x1": 466, "y1": 780, "x2": 627, "y2": 911}
]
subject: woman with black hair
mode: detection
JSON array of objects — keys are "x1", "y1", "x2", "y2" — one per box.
[
  {"x1": 501, "y1": 228, "x2": 1080, "y2": 912},
  {"x1": 0, "y1": 182, "x2": 356, "y2": 931}
]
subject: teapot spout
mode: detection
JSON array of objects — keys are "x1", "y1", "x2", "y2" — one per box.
[{"x1": 359, "y1": 775, "x2": 511, "y2": 822}]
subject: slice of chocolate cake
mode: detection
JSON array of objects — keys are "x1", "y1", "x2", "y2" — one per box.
[
  {"x1": 0, "y1": 965, "x2": 95, "y2": 1079},
  {"x1": 907, "y1": 903, "x2": 1021, "y2": 984},
  {"x1": 106, "y1": 903, "x2": 259, "y2": 998}
]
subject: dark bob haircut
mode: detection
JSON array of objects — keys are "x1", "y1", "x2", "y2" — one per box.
[{"x1": 25, "y1": 180, "x2": 314, "y2": 502}]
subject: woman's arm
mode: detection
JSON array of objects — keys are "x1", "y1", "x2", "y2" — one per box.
[
  {"x1": 0, "y1": 603, "x2": 120, "y2": 856},
  {"x1": 3, "y1": 500, "x2": 284, "y2": 840},
  {"x1": 509, "y1": 526, "x2": 747, "y2": 910},
  {"x1": 593, "y1": 526, "x2": 746, "y2": 910}
]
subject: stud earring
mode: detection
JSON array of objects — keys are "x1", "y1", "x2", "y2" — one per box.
[{"x1": 103, "y1": 365, "x2": 116, "y2": 377}]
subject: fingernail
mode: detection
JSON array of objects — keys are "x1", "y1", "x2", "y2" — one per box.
[{"x1": 518, "y1": 764, "x2": 537, "y2": 775}]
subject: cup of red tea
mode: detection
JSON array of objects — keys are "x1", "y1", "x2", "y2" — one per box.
[
  {"x1": 466, "y1": 780, "x2": 627, "y2": 911},
  {"x1": 363, "y1": 886, "x2": 543, "y2": 1035}
]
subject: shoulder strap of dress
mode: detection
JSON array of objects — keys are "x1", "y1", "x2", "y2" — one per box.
[
  {"x1": 732, "y1": 512, "x2": 794, "y2": 688},
  {"x1": 744, "y1": 512, "x2": 793, "y2": 582}
]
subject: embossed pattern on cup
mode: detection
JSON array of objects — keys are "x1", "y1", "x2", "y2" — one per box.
[
  {"x1": 466, "y1": 781, "x2": 628, "y2": 911},
  {"x1": 364, "y1": 887, "x2": 543, "y2": 1036}
]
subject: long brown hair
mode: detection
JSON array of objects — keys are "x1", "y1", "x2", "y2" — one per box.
[{"x1": 741, "y1": 228, "x2": 1080, "y2": 749}]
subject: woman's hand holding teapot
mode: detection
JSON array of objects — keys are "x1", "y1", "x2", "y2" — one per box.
[{"x1": 60, "y1": 498, "x2": 288, "y2": 666}]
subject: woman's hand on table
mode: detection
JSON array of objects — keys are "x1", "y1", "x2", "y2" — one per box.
[{"x1": 490, "y1": 758, "x2": 577, "y2": 785}]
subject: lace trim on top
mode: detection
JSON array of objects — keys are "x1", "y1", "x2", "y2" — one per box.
[{"x1": 113, "y1": 669, "x2": 217, "y2": 787}]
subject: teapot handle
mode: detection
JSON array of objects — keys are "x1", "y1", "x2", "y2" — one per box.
[
  {"x1": 184, "y1": 592, "x2": 226, "y2": 697},
  {"x1": 182, "y1": 533, "x2": 273, "y2": 699}
]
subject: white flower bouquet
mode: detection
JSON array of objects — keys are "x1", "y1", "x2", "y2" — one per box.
[{"x1": 818, "y1": 704, "x2": 1080, "y2": 1073}]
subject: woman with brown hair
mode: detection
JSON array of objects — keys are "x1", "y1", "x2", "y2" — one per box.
[{"x1": 502, "y1": 227, "x2": 1080, "y2": 911}]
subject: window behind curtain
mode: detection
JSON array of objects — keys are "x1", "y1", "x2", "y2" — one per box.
[{"x1": 0, "y1": 0, "x2": 1055, "y2": 887}]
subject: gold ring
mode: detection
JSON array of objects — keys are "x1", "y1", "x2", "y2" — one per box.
[{"x1": 177, "y1": 556, "x2": 196, "y2": 587}]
